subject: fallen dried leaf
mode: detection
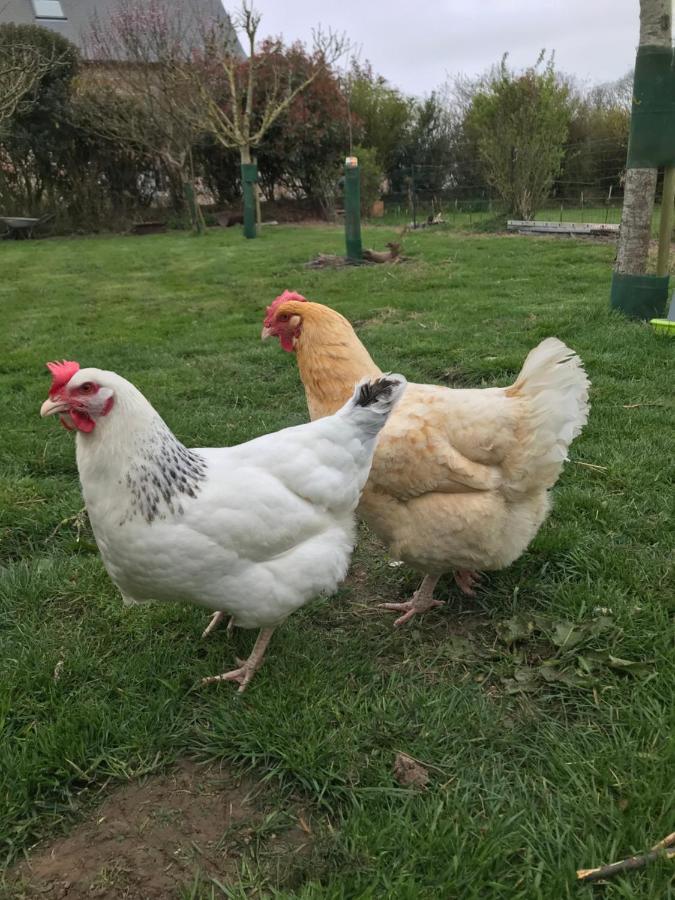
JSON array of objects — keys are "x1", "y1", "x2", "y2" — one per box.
[{"x1": 393, "y1": 753, "x2": 429, "y2": 789}]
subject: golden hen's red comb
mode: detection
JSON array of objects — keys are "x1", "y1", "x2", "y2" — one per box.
[{"x1": 264, "y1": 290, "x2": 308, "y2": 326}]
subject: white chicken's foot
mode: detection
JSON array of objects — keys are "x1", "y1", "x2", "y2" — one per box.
[
  {"x1": 453, "y1": 569, "x2": 480, "y2": 597},
  {"x1": 202, "y1": 611, "x2": 235, "y2": 638},
  {"x1": 202, "y1": 627, "x2": 275, "y2": 692},
  {"x1": 379, "y1": 574, "x2": 443, "y2": 627}
]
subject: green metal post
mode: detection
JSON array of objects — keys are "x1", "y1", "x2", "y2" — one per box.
[
  {"x1": 241, "y1": 162, "x2": 258, "y2": 239},
  {"x1": 344, "y1": 162, "x2": 362, "y2": 262}
]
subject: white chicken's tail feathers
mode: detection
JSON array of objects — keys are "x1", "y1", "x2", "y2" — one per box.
[
  {"x1": 505, "y1": 338, "x2": 590, "y2": 494},
  {"x1": 339, "y1": 374, "x2": 407, "y2": 436}
]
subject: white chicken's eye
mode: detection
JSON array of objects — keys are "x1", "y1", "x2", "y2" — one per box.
[{"x1": 80, "y1": 382, "x2": 93, "y2": 393}]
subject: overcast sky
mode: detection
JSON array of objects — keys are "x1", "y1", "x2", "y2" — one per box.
[{"x1": 241, "y1": 0, "x2": 640, "y2": 96}]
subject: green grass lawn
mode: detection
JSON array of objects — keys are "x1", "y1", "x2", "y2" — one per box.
[{"x1": 1, "y1": 225, "x2": 673, "y2": 898}]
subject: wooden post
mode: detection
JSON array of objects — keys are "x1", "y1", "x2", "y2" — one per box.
[{"x1": 656, "y1": 166, "x2": 675, "y2": 276}]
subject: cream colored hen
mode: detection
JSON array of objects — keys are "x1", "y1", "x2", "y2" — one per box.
[{"x1": 263, "y1": 293, "x2": 590, "y2": 625}]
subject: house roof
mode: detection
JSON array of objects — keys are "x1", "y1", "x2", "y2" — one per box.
[{"x1": 0, "y1": 0, "x2": 244, "y2": 59}]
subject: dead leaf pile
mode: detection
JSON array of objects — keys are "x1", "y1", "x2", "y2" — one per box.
[{"x1": 496, "y1": 613, "x2": 654, "y2": 693}]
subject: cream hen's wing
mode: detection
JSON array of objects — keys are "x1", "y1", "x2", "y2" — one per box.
[{"x1": 367, "y1": 383, "x2": 519, "y2": 499}]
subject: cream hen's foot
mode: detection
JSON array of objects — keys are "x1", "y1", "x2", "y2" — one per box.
[
  {"x1": 202, "y1": 627, "x2": 275, "y2": 692},
  {"x1": 201, "y1": 611, "x2": 235, "y2": 639},
  {"x1": 379, "y1": 574, "x2": 442, "y2": 627},
  {"x1": 453, "y1": 569, "x2": 480, "y2": 597}
]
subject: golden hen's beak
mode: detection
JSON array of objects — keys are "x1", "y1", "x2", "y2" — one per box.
[
  {"x1": 261, "y1": 325, "x2": 273, "y2": 340},
  {"x1": 40, "y1": 397, "x2": 68, "y2": 418}
]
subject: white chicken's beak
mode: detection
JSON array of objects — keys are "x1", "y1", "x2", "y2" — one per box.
[
  {"x1": 261, "y1": 325, "x2": 273, "y2": 340},
  {"x1": 40, "y1": 397, "x2": 68, "y2": 418}
]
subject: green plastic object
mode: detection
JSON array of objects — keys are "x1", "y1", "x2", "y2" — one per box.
[
  {"x1": 344, "y1": 163, "x2": 363, "y2": 262},
  {"x1": 610, "y1": 272, "x2": 670, "y2": 319},
  {"x1": 241, "y1": 162, "x2": 258, "y2": 239},
  {"x1": 650, "y1": 318, "x2": 675, "y2": 335},
  {"x1": 627, "y1": 46, "x2": 675, "y2": 168}
]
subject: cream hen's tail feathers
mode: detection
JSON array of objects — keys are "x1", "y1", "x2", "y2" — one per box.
[{"x1": 505, "y1": 338, "x2": 590, "y2": 495}]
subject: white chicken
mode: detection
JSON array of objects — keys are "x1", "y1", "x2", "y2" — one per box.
[{"x1": 40, "y1": 360, "x2": 406, "y2": 690}]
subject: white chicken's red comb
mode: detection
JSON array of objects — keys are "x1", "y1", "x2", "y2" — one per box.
[
  {"x1": 264, "y1": 290, "x2": 308, "y2": 325},
  {"x1": 47, "y1": 360, "x2": 80, "y2": 396}
]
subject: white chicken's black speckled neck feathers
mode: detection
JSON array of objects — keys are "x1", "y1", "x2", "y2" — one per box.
[
  {"x1": 72, "y1": 368, "x2": 208, "y2": 526},
  {"x1": 122, "y1": 424, "x2": 207, "y2": 524}
]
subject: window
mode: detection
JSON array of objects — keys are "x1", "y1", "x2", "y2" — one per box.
[{"x1": 32, "y1": 0, "x2": 66, "y2": 19}]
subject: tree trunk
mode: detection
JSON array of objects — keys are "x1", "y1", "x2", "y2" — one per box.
[
  {"x1": 615, "y1": 0, "x2": 671, "y2": 274},
  {"x1": 615, "y1": 169, "x2": 658, "y2": 273}
]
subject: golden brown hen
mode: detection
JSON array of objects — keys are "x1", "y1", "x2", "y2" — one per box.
[{"x1": 262, "y1": 292, "x2": 590, "y2": 625}]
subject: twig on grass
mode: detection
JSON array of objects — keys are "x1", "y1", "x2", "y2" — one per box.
[
  {"x1": 45, "y1": 506, "x2": 88, "y2": 543},
  {"x1": 573, "y1": 461, "x2": 608, "y2": 472},
  {"x1": 577, "y1": 832, "x2": 675, "y2": 882}
]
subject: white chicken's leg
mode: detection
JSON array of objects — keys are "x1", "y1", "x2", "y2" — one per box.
[
  {"x1": 379, "y1": 574, "x2": 443, "y2": 626},
  {"x1": 453, "y1": 569, "x2": 480, "y2": 597},
  {"x1": 202, "y1": 611, "x2": 235, "y2": 638},
  {"x1": 202, "y1": 627, "x2": 275, "y2": 692}
]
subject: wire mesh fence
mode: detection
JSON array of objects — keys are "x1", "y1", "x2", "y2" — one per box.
[
  {"x1": 375, "y1": 137, "x2": 635, "y2": 228},
  {"x1": 378, "y1": 193, "x2": 626, "y2": 227}
]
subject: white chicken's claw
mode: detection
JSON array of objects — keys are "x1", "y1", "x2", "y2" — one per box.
[
  {"x1": 202, "y1": 611, "x2": 227, "y2": 638},
  {"x1": 202, "y1": 627, "x2": 275, "y2": 692}
]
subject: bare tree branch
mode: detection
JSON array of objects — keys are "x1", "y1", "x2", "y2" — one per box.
[
  {"x1": 181, "y1": 2, "x2": 349, "y2": 166},
  {"x1": 0, "y1": 42, "x2": 65, "y2": 126},
  {"x1": 79, "y1": 0, "x2": 209, "y2": 230}
]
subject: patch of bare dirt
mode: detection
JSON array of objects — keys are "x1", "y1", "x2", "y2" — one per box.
[{"x1": 8, "y1": 761, "x2": 313, "y2": 899}]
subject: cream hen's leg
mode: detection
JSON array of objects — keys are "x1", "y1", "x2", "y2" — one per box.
[
  {"x1": 202, "y1": 627, "x2": 275, "y2": 692},
  {"x1": 202, "y1": 611, "x2": 235, "y2": 639},
  {"x1": 379, "y1": 574, "x2": 443, "y2": 627},
  {"x1": 454, "y1": 569, "x2": 480, "y2": 597}
]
